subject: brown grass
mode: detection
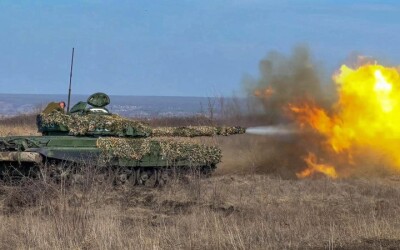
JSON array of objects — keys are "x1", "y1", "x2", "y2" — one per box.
[
  {"x1": 1, "y1": 173, "x2": 400, "y2": 249},
  {"x1": 0, "y1": 114, "x2": 39, "y2": 136},
  {"x1": 0, "y1": 124, "x2": 39, "y2": 136},
  {"x1": 0, "y1": 115, "x2": 400, "y2": 249}
]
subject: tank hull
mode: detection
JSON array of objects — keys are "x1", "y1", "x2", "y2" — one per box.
[{"x1": 0, "y1": 135, "x2": 218, "y2": 185}]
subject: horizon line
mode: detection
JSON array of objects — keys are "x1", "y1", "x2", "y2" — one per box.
[{"x1": 0, "y1": 92, "x2": 235, "y2": 99}]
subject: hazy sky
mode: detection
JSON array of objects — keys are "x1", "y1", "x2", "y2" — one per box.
[{"x1": 0, "y1": 0, "x2": 399, "y2": 96}]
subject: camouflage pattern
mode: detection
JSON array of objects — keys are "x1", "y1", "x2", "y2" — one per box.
[
  {"x1": 40, "y1": 111, "x2": 245, "y2": 137},
  {"x1": 40, "y1": 111, "x2": 152, "y2": 136},
  {"x1": 97, "y1": 137, "x2": 221, "y2": 165},
  {"x1": 158, "y1": 138, "x2": 221, "y2": 165},
  {"x1": 97, "y1": 138, "x2": 151, "y2": 161},
  {"x1": 152, "y1": 126, "x2": 245, "y2": 137}
]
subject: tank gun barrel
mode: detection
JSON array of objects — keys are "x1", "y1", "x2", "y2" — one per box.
[{"x1": 151, "y1": 126, "x2": 246, "y2": 137}]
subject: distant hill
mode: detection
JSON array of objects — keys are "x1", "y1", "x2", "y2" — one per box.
[{"x1": 0, "y1": 94, "x2": 214, "y2": 117}]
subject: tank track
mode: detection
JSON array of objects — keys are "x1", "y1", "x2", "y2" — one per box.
[{"x1": 0, "y1": 161, "x2": 216, "y2": 187}]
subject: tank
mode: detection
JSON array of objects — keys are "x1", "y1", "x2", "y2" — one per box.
[{"x1": 0, "y1": 93, "x2": 245, "y2": 186}]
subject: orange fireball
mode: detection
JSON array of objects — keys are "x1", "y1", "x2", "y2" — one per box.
[
  {"x1": 291, "y1": 63, "x2": 400, "y2": 178},
  {"x1": 296, "y1": 153, "x2": 337, "y2": 179}
]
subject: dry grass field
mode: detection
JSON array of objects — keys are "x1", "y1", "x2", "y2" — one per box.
[
  {"x1": 0, "y1": 114, "x2": 39, "y2": 136},
  {"x1": 0, "y1": 115, "x2": 400, "y2": 249}
]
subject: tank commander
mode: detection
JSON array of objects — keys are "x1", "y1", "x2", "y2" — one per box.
[
  {"x1": 59, "y1": 101, "x2": 66, "y2": 110},
  {"x1": 42, "y1": 101, "x2": 66, "y2": 114}
]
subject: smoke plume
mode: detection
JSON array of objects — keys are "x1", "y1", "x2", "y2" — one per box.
[{"x1": 247, "y1": 46, "x2": 332, "y2": 124}]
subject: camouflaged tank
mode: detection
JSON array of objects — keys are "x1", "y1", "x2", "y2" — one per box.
[{"x1": 0, "y1": 93, "x2": 245, "y2": 186}]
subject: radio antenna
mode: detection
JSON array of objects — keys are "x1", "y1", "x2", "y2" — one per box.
[{"x1": 67, "y1": 47, "x2": 75, "y2": 113}]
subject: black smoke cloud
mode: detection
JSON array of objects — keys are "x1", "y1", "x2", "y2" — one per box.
[{"x1": 246, "y1": 46, "x2": 333, "y2": 124}]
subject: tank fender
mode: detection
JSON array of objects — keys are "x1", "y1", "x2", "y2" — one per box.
[{"x1": 34, "y1": 148, "x2": 100, "y2": 163}]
